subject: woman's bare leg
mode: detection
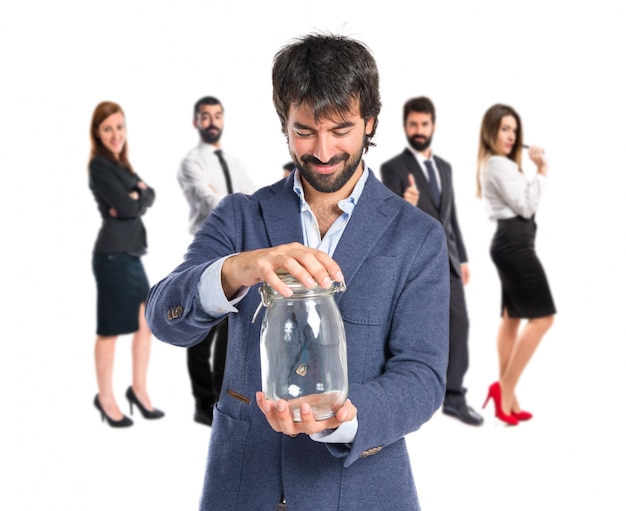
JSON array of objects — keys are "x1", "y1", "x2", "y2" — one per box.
[
  {"x1": 500, "y1": 311, "x2": 554, "y2": 413},
  {"x1": 130, "y1": 302, "x2": 155, "y2": 409},
  {"x1": 95, "y1": 335, "x2": 124, "y2": 419}
]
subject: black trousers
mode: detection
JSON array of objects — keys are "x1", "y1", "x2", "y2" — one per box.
[
  {"x1": 187, "y1": 317, "x2": 228, "y2": 411},
  {"x1": 446, "y1": 272, "x2": 469, "y2": 397}
]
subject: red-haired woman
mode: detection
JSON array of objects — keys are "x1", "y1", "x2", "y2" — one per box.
[{"x1": 88, "y1": 101, "x2": 163, "y2": 427}]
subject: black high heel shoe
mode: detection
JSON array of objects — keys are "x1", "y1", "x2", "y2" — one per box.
[
  {"x1": 126, "y1": 386, "x2": 165, "y2": 419},
  {"x1": 94, "y1": 395, "x2": 133, "y2": 428}
]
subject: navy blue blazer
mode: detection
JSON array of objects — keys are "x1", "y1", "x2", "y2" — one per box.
[{"x1": 145, "y1": 170, "x2": 449, "y2": 510}]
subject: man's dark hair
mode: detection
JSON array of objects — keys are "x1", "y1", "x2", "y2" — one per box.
[
  {"x1": 272, "y1": 33, "x2": 382, "y2": 152},
  {"x1": 194, "y1": 96, "x2": 222, "y2": 117},
  {"x1": 403, "y1": 96, "x2": 436, "y2": 125}
]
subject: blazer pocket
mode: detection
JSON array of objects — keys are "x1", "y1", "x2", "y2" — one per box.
[
  {"x1": 340, "y1": 257, "x2": 396, "y2": 325},
  {"x1": 205, "y1": 407, "x2": 250, "y2": 498}
]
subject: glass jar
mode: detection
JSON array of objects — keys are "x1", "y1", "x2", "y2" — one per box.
[{"x1": 258, "y1": 273, "x2": 348, "y2": 421}]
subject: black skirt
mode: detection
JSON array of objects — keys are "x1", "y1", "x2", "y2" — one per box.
[
  {"x1": 92, "y1": 252, "x2": 150, "y2": 336},
  {"x1": 490, "y1": 216, "x2": 556, "y2": 319}
]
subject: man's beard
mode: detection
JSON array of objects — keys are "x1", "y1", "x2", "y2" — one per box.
[
  {"x1": 408, "y1": 134, "x2": 432, "y2": 152},
  {"x1": 198, "y1": 125, "x2": 222, "y2": 144},
  {"x1": 293, "y1": 137, "x2": 366, "y2": 193}
]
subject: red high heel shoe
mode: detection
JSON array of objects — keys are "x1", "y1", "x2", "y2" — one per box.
[
  {"x1": 511, "y1": 410, "x2": 533, "y2": 421},
  {"x1": 482, "y1": 382, "x2": 518, "y2": 426}
]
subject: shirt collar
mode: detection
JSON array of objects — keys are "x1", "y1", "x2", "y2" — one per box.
[
  {"x1": 407, "y1": 145, "x2": 434, "y2": 166},
  {"x1": 293, "y1": 165, "x2": 369, "y2": 214}
]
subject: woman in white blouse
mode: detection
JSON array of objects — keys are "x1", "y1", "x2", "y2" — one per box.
[{"x1": 476, "y1": 104, "x2": 556, "y2": 426}]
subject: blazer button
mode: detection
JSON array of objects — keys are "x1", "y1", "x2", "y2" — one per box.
[{"x1": 167, "y1": 306, "x2": 183, "y2": 320}]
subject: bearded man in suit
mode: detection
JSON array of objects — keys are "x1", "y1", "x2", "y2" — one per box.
[{"x1": 381, "y1": 96, "x2": 483, "y2": 426}]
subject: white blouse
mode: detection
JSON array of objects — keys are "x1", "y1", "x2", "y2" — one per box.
[{"x1": 480, "y1": 155, "x2": 546, "y2": 221}]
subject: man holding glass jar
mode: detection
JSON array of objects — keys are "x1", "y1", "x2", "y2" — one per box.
[{"x1": 146, "y1": 33, "x2": 449, "y2": 511}]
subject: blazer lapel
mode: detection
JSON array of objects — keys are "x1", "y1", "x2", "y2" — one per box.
[
  {"x1": 332, "y1": 171, "x2": 398, "y2": 304},
  {"x1": 260, "y1": 177, "x2": 304, "y2": 246},
  {"x1": 401, "y1": 148, "x2": 439, "y2": 209}
]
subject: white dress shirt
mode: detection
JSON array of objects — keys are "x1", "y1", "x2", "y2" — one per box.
[
  {"x1": 480, "y1": 155, "x2": 546, "y2": 221},
  {"x1": 177, "y1": 141, "x2": 256, "y2": 234}
]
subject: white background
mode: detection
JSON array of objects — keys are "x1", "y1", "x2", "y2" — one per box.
[{"x1": 2, "y1": 1, "x2": 625, "y2": 509}]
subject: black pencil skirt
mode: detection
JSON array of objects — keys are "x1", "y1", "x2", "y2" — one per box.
[
  {"x1": 490, "y1": 216, "x2": 556, "y2": 319},
  {"x1": 92, "y1": 252, "x2": 150, "y2": 336}
]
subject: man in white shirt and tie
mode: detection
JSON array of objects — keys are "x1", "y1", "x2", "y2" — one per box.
[
  {"x1": 380, "y1": 96, "x2": 483, "y2": 426},
  {"x1": 177, "y1": 96, "x2": 256, "y2": 426}
]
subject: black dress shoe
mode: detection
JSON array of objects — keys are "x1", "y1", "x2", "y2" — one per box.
[
  {"x1": 443, "y1": 401, "x2": 484, "y2": 426},
  {"x1": 194, "y1": 407, "x2": 213, "y2": 427}
]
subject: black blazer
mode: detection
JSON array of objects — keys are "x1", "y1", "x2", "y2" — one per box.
[
  {"x1": 89, "y1": 156, "x2": 156, "y2": 254},
  {"x1": 381, "y1": 148, "x2": 467, "y2": 278}
]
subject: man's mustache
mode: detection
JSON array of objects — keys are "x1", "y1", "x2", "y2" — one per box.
[{"x1": 301, "y1": 153, "x2": 349, "y2": 166}]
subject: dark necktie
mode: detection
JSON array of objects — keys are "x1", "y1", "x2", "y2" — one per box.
[
  {"x1": 214, "y1": 149, "x2": 233, "y2": 194},
  {"x1": 424, "y1": 159, "x2": 440, "y2": 208}
]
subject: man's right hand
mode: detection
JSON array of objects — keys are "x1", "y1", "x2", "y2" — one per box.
[
  {"x1": 220, "y1": 242, "x2": 344, "y2": 299},
  {"x1": 403, "y1": 173, "x2": 419, "y2": 206}
]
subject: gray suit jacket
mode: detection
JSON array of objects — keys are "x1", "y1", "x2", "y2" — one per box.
[
  {"x1": 381, "y1": 148, "x2": 468, "y2": 279},
  {"x1": 145, "y1": 170, "x2": 450, "y2": 511}
]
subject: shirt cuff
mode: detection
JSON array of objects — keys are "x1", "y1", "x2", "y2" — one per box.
[
  {"x1": 198, "y1": 255, "x2": 249, "y2": 315},
  {"x1": 309, "y1": 416, "x2": 358, "y2": 444}
]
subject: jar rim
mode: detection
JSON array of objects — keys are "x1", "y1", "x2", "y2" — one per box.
[{"x1": 261, "y1": 272, "x2": 346, "y2": 298}]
